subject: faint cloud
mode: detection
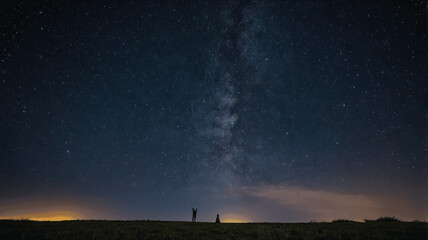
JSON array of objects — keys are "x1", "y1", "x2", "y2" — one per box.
[{"x1": 234, "y1": 184, "x2": 428, "y2": 221}]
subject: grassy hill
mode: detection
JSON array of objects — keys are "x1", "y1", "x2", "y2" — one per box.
[{"x1": 0, "y1": 219, "x2": 427, "y2": 240}]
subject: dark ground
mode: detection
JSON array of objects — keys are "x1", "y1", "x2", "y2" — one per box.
[{"x1": 0, "y1": 220, "x2": 427, "y2": 240}]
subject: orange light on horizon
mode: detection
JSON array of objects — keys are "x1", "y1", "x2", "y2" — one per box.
[
  {"x1": 0, "y1": 211, "x2": 83, "y2": 221},
  {"x1": 0, "y1": 195, "x2": 106, "y2": 221},
  {"x1": 221, "y1": 213, "x2": 251, "y2": 223}
]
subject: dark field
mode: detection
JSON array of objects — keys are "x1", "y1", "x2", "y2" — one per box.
[{"x1": 0, "y1": 220, "x2": 427, "y2": 240}]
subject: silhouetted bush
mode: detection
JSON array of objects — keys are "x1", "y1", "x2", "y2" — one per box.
[
  {"x1": 376, "y1": 216, "x2": 401, "y2": 222},
  {"x1": 332, "y1": 219, "x2": 358, "y2": 223},
  {"x1": 365, "y1": 216, "x2": 401, "y2": 223}
]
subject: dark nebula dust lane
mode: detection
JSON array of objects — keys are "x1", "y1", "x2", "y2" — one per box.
[{"x1": 0, "y1": 0, "x2": 427, "y2": 222}]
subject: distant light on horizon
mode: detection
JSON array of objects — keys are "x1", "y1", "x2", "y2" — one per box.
[
  {"x1": 0, "y1": 197, "x2": 103, "y2": 222},
  {"x1": 0, "y1": 211, "x2": 82, "y2": 221},
  {"x1": 221, "y1": 213, "x2": 251, "y2": 223}
]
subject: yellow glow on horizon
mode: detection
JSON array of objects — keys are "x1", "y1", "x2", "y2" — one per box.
[
  {"x1": 221, "y1": 213, "x2": 251, "y2": 223},
  {"x1": 222, "y1": 218, "x2": 247, "y2": 223},
  {"x1": 0, "y1": 211, "x2": 83, "y2": 221}
]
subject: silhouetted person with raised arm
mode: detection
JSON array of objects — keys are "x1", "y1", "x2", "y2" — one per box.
[
  {"x1": 215, "y1": 214, "x2": 221, "y2": 223},
  {"x1": 192, "y1": 208, "x2": 197, "y2": 222},
  {"x1": 192, "y1": 208, "x2": 194, "y2": 222}
]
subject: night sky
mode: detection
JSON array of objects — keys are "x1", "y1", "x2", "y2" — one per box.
[{"x1": 1, "y1": 0, "x2": 427, "y2": 222}]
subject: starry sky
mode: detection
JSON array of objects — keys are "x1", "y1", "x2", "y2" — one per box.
[{"x1": 0, "y1": 0, "x2": 427, "y2": 222}]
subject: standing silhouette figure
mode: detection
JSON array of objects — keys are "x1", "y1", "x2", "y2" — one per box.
[
  {"x1": 215, "y1": 214, "x2": 221, "y2": 223},
  {"x1": 192, "y1": 208, "x2": 197, "y2": 222}
]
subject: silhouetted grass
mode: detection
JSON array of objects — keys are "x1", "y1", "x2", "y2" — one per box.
[{"x1": 0, "y1": 219, "x2": 427, "y2": 240}]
